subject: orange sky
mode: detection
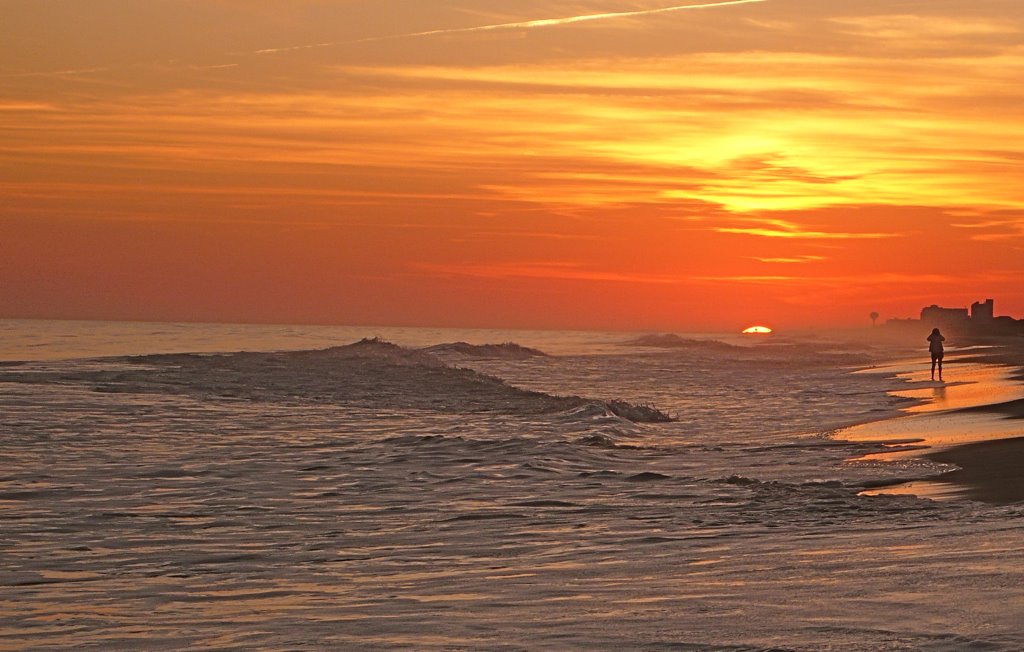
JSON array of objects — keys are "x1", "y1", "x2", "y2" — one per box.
[{"x1": 2, "y1": 0, "x2": 1023, "y2": 331}]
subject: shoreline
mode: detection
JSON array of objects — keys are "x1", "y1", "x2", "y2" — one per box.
[{"x1": 846, "y1": 341, "x2": 1024, "y2": 505}]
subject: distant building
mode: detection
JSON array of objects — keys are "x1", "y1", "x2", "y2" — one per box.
[
  {"x1": 920, "y1": 304, "x2": 969, "y2": 331},
  {"x1": 993, "y1": 316, "x2": 1019, "y2": 330},
  {"x1": 971, "y1": 298, "x2": 994, "y2": 322},
  {"x1": 886, "y1": 297, "x2": 1023, "y2": 336}
]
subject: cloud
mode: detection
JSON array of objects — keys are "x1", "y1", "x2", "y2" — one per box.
[
  {"x1": 750, "y1": 255, "x2": 827, "y2": 263},
  {"x1": 6, "y1": 67, "x2": 111, "y2": 79},
  {"x1": 716, "y1": 227, "x2": 892, "y2": 239},
  {"x1": 415, "y1": 262, "x2": 684, "y2": 285},
  {"x1": 250, "y1": 43, "x2": 336, "y2": 55},
  {"x1": 829, "y1": 14, "x2": 1019, "y2": 40},
  {"x1": 715, "y1": 218, "x2": 895, "y2": 240},
  {"x1": 238, "y1": 1, "x2": 771, "y2": 58},
  {"x1": 0, "y1": 101, "x2": 58, "y2": 111},
  {"x1": 352, "y1": 0, "x2": 769, "y2": 44},
  {"x1": 693, "y1": 272, "x2": 963, "y2": 286},
  {"x1": 951, "y1": 215, "x2": 1024, "y2": 242}
]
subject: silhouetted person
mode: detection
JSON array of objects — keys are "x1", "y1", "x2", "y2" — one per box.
[{"x1": 927, "y1": 328, "x2": 945, "y2": 381}]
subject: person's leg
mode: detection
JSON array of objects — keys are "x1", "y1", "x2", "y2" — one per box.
[
  {"x1": 938, "y1": 356, "x2": 943, "y2": 381},
  {"x1": 931, "y1": 356, "x2": 936, "y2": 380}
]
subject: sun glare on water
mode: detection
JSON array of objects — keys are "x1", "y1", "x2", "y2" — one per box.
[{"x1": 742, "y1": 326, "x2": 773, "y2": 335}]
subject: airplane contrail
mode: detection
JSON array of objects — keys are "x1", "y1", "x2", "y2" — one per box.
[
  {"x1": 11, "y1": 0, "x2": 770, "y2": 76},
  {"x1": 250, "y1": 0, "x2": 768, "y2": 53},
  {"x1": 358, "y1": 0, "x2": 769, "y2": 42}
]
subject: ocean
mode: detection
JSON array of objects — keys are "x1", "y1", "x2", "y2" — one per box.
[{"x1": 1, "y1": 319, "x2": 1023, "y2": 650}]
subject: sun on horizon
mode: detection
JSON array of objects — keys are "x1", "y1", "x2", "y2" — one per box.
[{"x1": 742, "y1": 326, "x2": 773, "y2": 335}]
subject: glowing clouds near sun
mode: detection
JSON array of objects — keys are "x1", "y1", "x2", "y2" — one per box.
[{"x1": 2, "y1": 2, "x2": 1024, "y2": 328}]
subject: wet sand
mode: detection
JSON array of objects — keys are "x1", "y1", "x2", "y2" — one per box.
[
  {"x1": 924, "y1": 388, "x2": 1024, "y2": 504},
  {"x1": 847, "y1": 341, "x2": 1024, "y2": 504},
  {"x1": 926, "y1": 435, "x2": 1024, "y2": 504}
]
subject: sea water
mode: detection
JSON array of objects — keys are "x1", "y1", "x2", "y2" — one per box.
[{"x1": 1, "y1": 320, "x2": 1022, "y2": 650}]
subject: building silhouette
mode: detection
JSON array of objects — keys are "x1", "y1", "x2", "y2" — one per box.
[
  {"x1": 971, "y1": 298, "x2": 994, "y2": 323},
  {"x1": 887, "y1": 298, "x2": 1023, "y2": 336},
  {"x1": 921, "y1": 304, "x2": 969, "y2": 331}
]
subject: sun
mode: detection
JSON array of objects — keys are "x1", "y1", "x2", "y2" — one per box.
[{"x1": 742, "y1": 325, "x2": 773, "y2": 335}]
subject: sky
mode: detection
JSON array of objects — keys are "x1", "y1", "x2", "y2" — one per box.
[{"x1": 2, "y1": 0, "x2": 1023, "y2": 331}]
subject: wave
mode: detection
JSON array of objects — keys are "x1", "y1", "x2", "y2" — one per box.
[
  {"x1": 0, "y1": 338, "x2": 670, "y2": 423},
  {"x1": 629, "y1": 332, "x2": 875, "y2": 367},
  {"x1": 421, "y1": 341, "x2": 548, "y2": 359},
  {"x1": 628, "y1": 334, "x2": 739, "y2": 350},
  {"x1": 553, "y1": 401, "x2": 671, "y2": 425}
]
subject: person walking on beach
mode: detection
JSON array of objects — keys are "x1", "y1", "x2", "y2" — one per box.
[{"x1": 927, "y1": 327, "x2": 945, "y2": 381}]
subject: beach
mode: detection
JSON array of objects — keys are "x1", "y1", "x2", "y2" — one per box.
[
  {"x1": 2, "y1": 321, "x2": 1024, "y2": 650},
  {"x1": 927, "y1": 436, "x2": 1024, "y2": 504},
  {"x1": 844, "y1": 338, "x2": 1024, "y2": 506}
]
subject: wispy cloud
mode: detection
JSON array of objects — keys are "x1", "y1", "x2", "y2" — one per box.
[
  {"x1": 830, "y1": 14, "x2": 1019, "y2": 39},
  {"x1": 951, "y1": 217, "x2": 1024, "y2": 242},
  {"x1": 250, "y1": 42, "x2": 337, "y2": 56},
  {"x1": 241, "y1": 0, "x2": 771, "y2": 57},
  {"x1": 693, "y1": 272, "x2": 964, "y2": 286},
  {"x1": 415, "y1": 262, "x2": 684, "y2": 285},
  {"x1": 0, "y1": 101, "x2": 59, "y2": 111},
  {"x1": 190, "y1": 63, "x2": 239, "y2": 71},
  {"x1": 352, "y1": 0, "x2": 769, "y2": 44},
  {"x1": 716, "y1": 218, "x2": 895, "y2": 240},
  {"x1": 717, "y1": 226, "x2": 893, "y2": 239},
  {"x1": 750, "y1": 255, "x2": 827, "y2": 263},
  {"x1": 7, "y1": 67, "x2": 110, "y2": 78}
]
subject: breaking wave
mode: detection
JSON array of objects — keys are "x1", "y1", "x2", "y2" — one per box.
[
  {"x1": 628, "y1": 333, "x2": 741, "y2": 351},
  {"x1": 421, "y1": 341, "x2": 548, "y2": 359},
  {"x1": 628, "y1": 332, "x2": 874, "y2": 366},
  {"x1": 0, "y1": 338, "x2": 670, "y2": 423}
]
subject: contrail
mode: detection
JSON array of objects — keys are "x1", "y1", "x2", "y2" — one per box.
[
  {"x1": 358, "y1": 0, "x2": 769, "y2": 42},
  {"x1": 13, "y1": 0, "x2": 770, "y2": 76},
  {"x1": 249, "y1": 0, "x2": 768, "y2": 53}
]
